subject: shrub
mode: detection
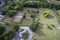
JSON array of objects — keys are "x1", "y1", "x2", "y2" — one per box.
[
  {"x1": 48, "y1": 24, "x2": 55, "y2": 29},
  {"x1": 48, "y1": 26, "x2": 53, "y2": 29},
  {"x1": 14, "y1": 25, "x2": 19, "y2": 31},
  {"x1": 44, "y1": 11, "x2": 49, "y2": 17},
  {"x1": 5, "y1": 23, "x2": 10, "y2": 26},
  {"x1": 14, "y1": 5, "x2": 20, "y2": 10},
  {"x1": 0, "y1": 26, "x2": 5, "y2": 35},
  {"x1": 51, "y1": 24, "x2": 55, "y2": 27},
  {"x1": 22, "y1": 33, "x2": 28, "y2": 40},
  {"x1": 30, "y1": 23, "x2": 36, "y2": 31},
  {"x1": 6, "y1": 10, "x2": 16, "y2": 17},
  {"x1": 34, "y1": 39, "x2": 37, "y2": 40},
  {"x1": 4, "y1": 36, "x2": 9, "y2": 40},
  {"x1": 58, "y1": 19, "x2": 60, "y2": 22},
  {"x1": 30, "y1": 14, "x2": 36, "y2": 18}
]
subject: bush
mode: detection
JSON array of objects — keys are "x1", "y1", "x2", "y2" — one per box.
[
  {"x1": 48, "y1": 24, "x2": 55, "y2": 29},
  {"x1": 58, "y1": 19, "x2": 60, "y2": 22},
  {"x1": 30, "y1": 18, "x2": 40, "y2": 31},
  {"x1": 22, "y1": 33, "x2": 28, "y2": 40},
  {"x1": 0, "y1": 23, "x2": 17, "y2": 40},
  {"x1": 5, "y1": 23, "x2": 10, "y2": 26},
  {"x1": 48, "y1": 26, "x2": 53, "y2": 29},
  {"x1": 4, "y1": 30, "x2": 15, "y2": 40},
  {"x1": 14, "y1": 25, "x2": 19, "y2": 31},
  {"x1": 44, "y1": 11, "x2": 49, "y2": 17},
  {"x1": 4, "y1": 36, "x2": 9, "y2": 40},
  {"x1": 6, "y1": 10, "x2": 16, "y2": 17},
  {"x1": 30, "y1": 23, "x2": 36, "y2": 31},
  {"x1": 30, "y1": 14, "x2": 36, "y2": 18},
  {"x1": 33, "y1": 39, "x2": 37, "y2": 40},
  {"x1": 0, "y1": 26, "x2": 5, "y2": 35}
]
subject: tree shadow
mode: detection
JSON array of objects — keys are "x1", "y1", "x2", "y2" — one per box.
[
  {"x1": 34, "y1": 28, "x2": 45, "y2": 36},
  {"x1": 47, "y1": 15, "x2": 54, "y2": 19},
  {"x1": 38, "y1": 23, "x2": 44, "y2": 29}
]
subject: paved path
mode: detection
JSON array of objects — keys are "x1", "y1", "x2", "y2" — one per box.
[
  {"x1": 19, "y1": 27, "x2": 33, "y2": 40},
  {"x1": 12, "y1": 26, "x2": 33, "y2": 40}
]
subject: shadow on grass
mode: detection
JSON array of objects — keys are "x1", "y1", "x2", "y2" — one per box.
[
  {"x1": 34, "y1": 28, "x2": 45, "y2": 36},
  {"x1": 47, "y1": 15, "x2": 54, "y2": 19},
  {"x1": 38, "y1": 23, "x2": 44, "y2": 29}
]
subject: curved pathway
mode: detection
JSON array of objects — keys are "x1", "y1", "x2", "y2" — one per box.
[{"x1": 12, "y1": 26, "x2": 33, "y2": 40}]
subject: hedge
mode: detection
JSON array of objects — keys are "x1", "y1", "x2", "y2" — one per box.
[{"x1": 23, "y1": 1, "x2": 60, "y2": 10}]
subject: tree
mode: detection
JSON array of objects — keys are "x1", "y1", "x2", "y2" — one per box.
[
  {"x1": 30, "y1": 14, "x2": 36, "y2": 18},
  {"x1": 0, "y1": 25, "x2": 5, "y2": 35},
  {"x1": 14, "y1": 5, "x2": 20, "y2": 10},
  {"x1": 30, "y1": 18, "x2": 40, "y2": 31},
  {"x1": 4, "y1": 36, "x2": 9, "y2": 40},
  {"x1": 6, "y1": 10, "x2": 16, "y2": 17},
  {"x1": 22, "y1": 33, "x2": 28, "y2": 40},
  {"x1": 44, "y1": 11, "x2": 50, "y2": 17},
  {"x1": 5, "y1": 23, "x2": 10, "y2": 26}
]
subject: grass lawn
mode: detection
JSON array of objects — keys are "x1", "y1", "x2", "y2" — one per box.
[
  {"x1": 49, "y1": 1, "x2": 60, "y2": 4},
  {"x1": 32, "y1": 8, "x2": 60, "y2": 40},
  {"x1": 32, "y1": 27, "x2": 60, "y2": 40},
  {"x1": 21, "y1": 18, "x2": 33, "y2": 26},
  {"x1": 56, "y1": 10, "x2": 60, "y2": 15},
  {"x1": 3, "y1": 16, "x2": 12, "y2": 23},
  {"x1": 56, "y1": 10, "x2": 60, "y2": 23},
  {"x1": 32, "y1": 27, "x2": 57, "y2": 40},
  {"x1": 20, "y1": 8, "x2": 38, "y2": 26},
  {"x1": 2, "y1": 16, "x2": 15, "y2": 35},
  {"x1": 39, "y1": 8, "x2": 59, "y2": 26},
  {"x1": 2, "y1": 8, "x2": 60, "y2": 40}
]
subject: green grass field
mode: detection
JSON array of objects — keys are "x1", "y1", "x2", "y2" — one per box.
[
  {"x1": 32, "y1": 8, "x2": 60, "y2": 40},
  {"x1": 21, "y1": 18, "x2": 33, "y2": 26},
  {"x1": 39, "y1": 8, "x2": 59, "y2": 26},
  {"x1": 2, "y1": 8, "x2": 60, "y2": 40},
  {"x1": 21, "y1": 8, "x2": 38, "y2": 26},
  {"x1": 56, "y1": 10, "x2": 60, "y2": 22},
  {"x1": 2, "y1": 16, "x2": 15, "y2": 35}
]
